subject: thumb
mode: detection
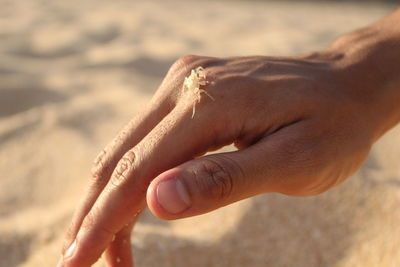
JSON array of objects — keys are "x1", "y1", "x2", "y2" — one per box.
[
  {"x1": 147, "y1": 121, "x2": 318, "y2": 220},
  {"x1": 146, "y1": 145, "x2": 281, "y2": 220}
]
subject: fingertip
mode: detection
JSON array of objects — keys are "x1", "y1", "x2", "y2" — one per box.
[
  {"x1": 146, "y1": 177, "x2": 173, "y2": 220},
  {"x1": 147, "y1": 168, "x2": 190, "y2": 220},
  {"x1": 146, "y1": 181, "x2": 160, "y2": 217}
]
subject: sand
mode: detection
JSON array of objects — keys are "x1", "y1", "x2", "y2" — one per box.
[{"x1": 0, "y1": 0, "x2": 399, "y2": 266}]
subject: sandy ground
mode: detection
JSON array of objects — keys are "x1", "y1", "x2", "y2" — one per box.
[{"x1": 0, "y1": 0, "x2": 399, "y2": 266}]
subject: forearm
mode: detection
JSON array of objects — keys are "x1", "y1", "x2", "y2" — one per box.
[{"x1": 328, "y1": 8, "x2": 400, "y2": 141}]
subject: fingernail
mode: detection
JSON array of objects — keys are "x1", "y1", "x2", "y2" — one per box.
[
  {"x1": 64, "y1": 240, "x2": 77, "y2": 258},
  {"x1": 157, "y1": 179, "x2": 191, "y2": 214}
]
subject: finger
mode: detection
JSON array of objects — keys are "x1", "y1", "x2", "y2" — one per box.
[
  {"x1": 61, "y1": 55, "x2": 207, "y2": 251},
  {"x1": 61, "y1": 55, "x2": 220, "y2": 265},
  {"x1": 62, "y1": 96, "x2": 172, "y2": 254},
  {"x1": 61, "y1": 100, "x2": 218, "y2": 266},
  {"x1": 103, "y1": 221, "x2": 135, "y2": 267},
  {"x1": 63, "y1": 109, "x2": 164, "y2": 243},
  {"x1": 146, "y1": 120, "x2": 320, "y2": 220}
]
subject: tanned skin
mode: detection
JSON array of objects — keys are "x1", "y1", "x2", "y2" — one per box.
[{"x1": 58, "y1": 9, "x2": 400, "y2": 267}]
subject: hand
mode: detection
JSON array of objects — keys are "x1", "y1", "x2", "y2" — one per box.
[{"x1": 58, "y1": 21, "x2": 400, "y2": 265}]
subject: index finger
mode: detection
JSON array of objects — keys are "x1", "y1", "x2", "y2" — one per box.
[
  {"x1": 62, "y1": 104, "x2": 168, "y2": 250},
  {"x1": 62, "y1": 87, "x2": 172, "y2": 266}
]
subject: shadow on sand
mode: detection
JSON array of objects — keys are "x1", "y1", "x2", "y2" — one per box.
[
  {"x1": 133, "y1": 172, "x2": 379, "y2": 267},
  {"x1": 0, "y1": 87, "x2": 67, "y2": 118}
]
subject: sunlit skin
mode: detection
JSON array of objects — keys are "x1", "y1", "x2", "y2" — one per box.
[{"x1": 58, "y1": 9, "x2": 400, "y2": 267}]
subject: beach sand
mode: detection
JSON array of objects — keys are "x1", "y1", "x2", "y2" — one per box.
[{"x1": 0, "y1": 0, "x2": 399, "y2": 266}]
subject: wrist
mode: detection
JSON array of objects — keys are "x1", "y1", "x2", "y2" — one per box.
[{"x1": 327, "y1": 20, "x2": 400, "y2": 141}]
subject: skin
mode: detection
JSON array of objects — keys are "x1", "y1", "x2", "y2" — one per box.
[{"x1": 58, "y1": 9, "x2": 400, "y2": 267}]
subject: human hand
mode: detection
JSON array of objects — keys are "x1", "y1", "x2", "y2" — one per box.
[{"x1": 58, "y1": 27, "x2": 400, "y2": 266}]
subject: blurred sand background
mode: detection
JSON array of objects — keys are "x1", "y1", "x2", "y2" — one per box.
[{"x1": 0, "y1": 0, "x2": 399, "y2": 266}]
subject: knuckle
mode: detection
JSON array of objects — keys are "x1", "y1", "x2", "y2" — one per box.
[
  {"x1": 91, "y1": 127, "x2": 131, "y2": 182},
  {"x1": 92, "y1": 147, "x2": 121, "y2": 183},
  {"x1": 91, "y1": 149, "x2": 111, "y2": 182},
  {"x1": 170, "y1": 55, "x2": 215, "y2": 74},
  {"x1": 175, "y1": 55, "x2": 201, "y2": 68},
  {"x1": 109, "y1": 150, "x2": 136, "y2": 188},
  {"x1": 195, "y1": 156, "x2": 242, "y2": 201}
]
